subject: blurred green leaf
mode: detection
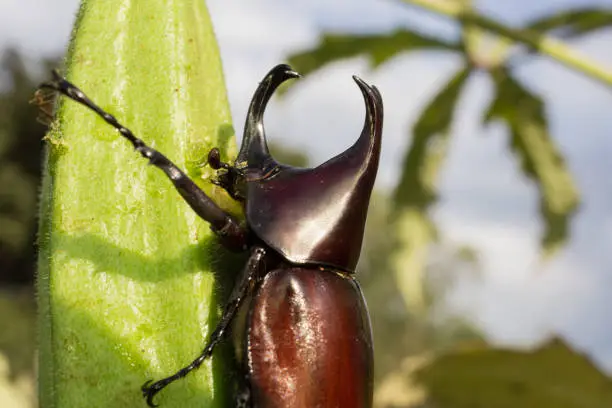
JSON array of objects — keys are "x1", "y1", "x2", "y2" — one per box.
[
  {"x1": 389, "y1": 67, "x2": 471, "y2": 314},
  {"x1": 0, "y1": 289, "x2": 36, "y2": 378},
  {"x1": 0, "y1": 164, "x2": 37, "y2": 252},
  {"x1": 287, "y1": 29, "x2": 461, "y2": 78},
  {"x1": 524, "y1": 8, "x2": 612, "y2": 37},
  {"x1": 0, "y1": 48, "x2": 53, "y2": 284},
  {"x1": 484, "y1": 69, "x2": 579, "y2": 252},
  {"x1": 394, "y1": 66, "x2": 471, "y2": 211},
  {"x1": 417, "y1": 337, "x2": 612, "y2": 407},
  {"x1": 374, "y1": 354, "x2": 430, "y2": 408}
]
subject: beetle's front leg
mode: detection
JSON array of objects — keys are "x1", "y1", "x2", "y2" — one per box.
[
  {"x1": 39, "y1": 71, "x2": 248, "y2": 251},
  {"x1": 141, "y1": 246, "x2": 266, "y2": 407}
]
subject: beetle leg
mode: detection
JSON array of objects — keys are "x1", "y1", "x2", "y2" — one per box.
[
  {"x1": 40, "y1": 71, "x2": 248, "y2": 251},
  {"x1": 141, "y1": 247, "x2": 266, "y2": 407},
  {"x1": 235, "y1": 382, "x2": 251, "y2": 408}
]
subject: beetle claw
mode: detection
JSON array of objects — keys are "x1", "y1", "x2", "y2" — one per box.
[
  {"x1": 141, "y1": 380, "x2": 160, "y2": 407},
  {"x1": 39, "y1": 70, "x2": 66, "y2": 92}
]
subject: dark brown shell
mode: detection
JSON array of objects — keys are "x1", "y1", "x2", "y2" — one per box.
[
  {"x1": 247, "y1": 267, "x2": 373, "y2": 408},
  {"x1": 237, "y1": 64, "x2": 384, "y2": 272}
]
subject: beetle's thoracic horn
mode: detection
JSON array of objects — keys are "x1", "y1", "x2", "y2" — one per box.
[
  {"x1": 235, "y1": 64, "x2": 300, "y2": 168},
  {"x1": 240, "y1": 64, "x2": 384, "y2": 273},
  {"x1": 328, "y1": 74, "x2": 383, "y2": 194}
]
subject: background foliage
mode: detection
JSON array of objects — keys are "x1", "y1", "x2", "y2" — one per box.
[{"x1": 1, "y1": 1, "x2": 612, "y2": 407}]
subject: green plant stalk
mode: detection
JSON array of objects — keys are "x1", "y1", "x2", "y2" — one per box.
[
  {"x1": 37, "y1": 0, "x2": 238, "y2": 407},
  {"x1": 402, "y1": 0, "x2": 612, "y2": 87}
]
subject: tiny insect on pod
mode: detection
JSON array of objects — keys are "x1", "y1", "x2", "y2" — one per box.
[{"x1": 40, "y1": 64, "x2": 383, "y2": 407}]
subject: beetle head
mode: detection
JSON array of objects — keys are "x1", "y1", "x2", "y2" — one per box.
[{"x1": 236, "y1": 64, "x2": 383, "y2": 273}]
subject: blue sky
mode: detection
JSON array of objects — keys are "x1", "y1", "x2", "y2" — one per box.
[{"x1": 1, "y1": 0, "x2": 612, "y2": 370}]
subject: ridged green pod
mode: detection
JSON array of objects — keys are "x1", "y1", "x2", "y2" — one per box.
[{"x1": 37, "y1": 1, "x2": 237, "y2": 406}]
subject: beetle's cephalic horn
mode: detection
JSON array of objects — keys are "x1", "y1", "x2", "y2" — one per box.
[
  {"x1": 242, "y1": 67, "x2": 384, "y2": 273},
  {"x1": 235, "y1": 64, "x2": 300, "y2": 168}
]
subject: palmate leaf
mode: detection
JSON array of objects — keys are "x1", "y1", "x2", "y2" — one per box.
[
  {"x1": 389, "y1": 66, "x2": 471, "y2": 313},
  {"x1": 416, "y1": 338, "x2": 612, "y2": 407},
  {"x1": 286, "y1": 29, "x2": 461, "y2": 78},
  {"x1": 524, "y1": 8, "x2": 612, "y2": 37},
  {"x1": 484, "y1": 69, "x2": 579, "y2": 253},
  {"x1": 393, "y1": 66, "x2": 471, "y2": 210}
]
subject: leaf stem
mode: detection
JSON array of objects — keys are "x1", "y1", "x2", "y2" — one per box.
[{"x1": 401, "y1": 0, "x2": 612, "y2": 87}]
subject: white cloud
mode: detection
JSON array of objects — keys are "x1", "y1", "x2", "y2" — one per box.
[
  {"x1": 0, "y1": 0, "x2": 79, "y2": 57},
  {"x1": 443, "y1": 220, "x2": 586, "y2": 342}
]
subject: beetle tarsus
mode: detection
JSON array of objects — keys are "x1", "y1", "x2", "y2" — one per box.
[
  {"x1": 30, "y1": 87, "x2": 57, "y2": 126},
  {"x1": 141, "y1": 380, "x2": 161, "y2": 407}
]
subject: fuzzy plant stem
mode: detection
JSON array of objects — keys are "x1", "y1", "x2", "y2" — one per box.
[
  {"x1": 403, "y1": 0, "x2": 612, "y2": 87},
  {"x1": 37, "y1": 0, "x2": 239, "y2": 407}
]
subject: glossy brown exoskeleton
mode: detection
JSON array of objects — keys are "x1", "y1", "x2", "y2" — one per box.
[{"x1": 41, "y1": 64, "x2": 383, "y2": 407}]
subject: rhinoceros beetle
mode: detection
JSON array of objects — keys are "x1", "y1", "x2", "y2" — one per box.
[{"x1": 41, "y1": 64, "x2": 383, "y2": 407}]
